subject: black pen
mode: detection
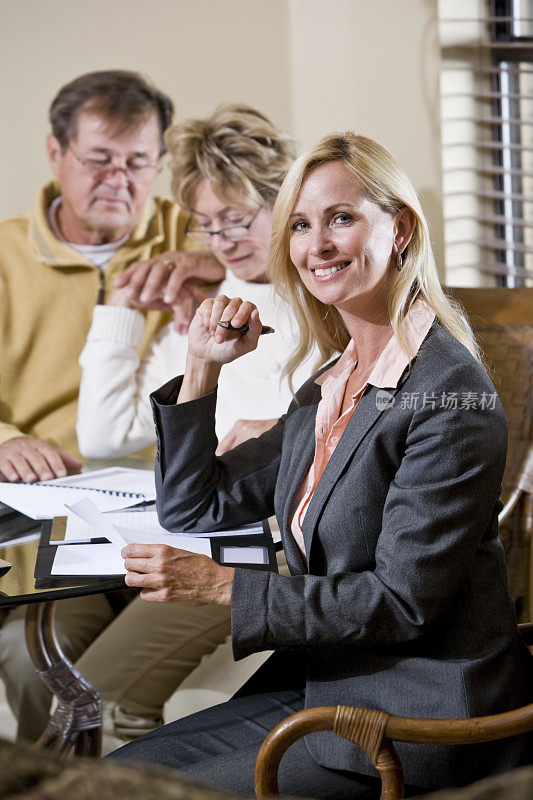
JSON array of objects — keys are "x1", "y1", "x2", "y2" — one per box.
[
  {"x1": 54, "y1": 537, "x2": 110, "y2": 546},
  {"x1": 217, "y1": 321, "x2": 275, "y2": 336}
]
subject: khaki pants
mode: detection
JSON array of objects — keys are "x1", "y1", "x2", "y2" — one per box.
[
  {"x1": 0, "y1": 595, "x2": 230, "y2": 747},
  {"x1": 0, "y1": 530, "x2": 284, "y2": 750}
]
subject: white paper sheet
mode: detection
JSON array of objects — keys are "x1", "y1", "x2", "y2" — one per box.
[
  {"x1": 51, "y1": 530, "x2": 212, "y2": 576},
  {"x1": 101, "y1": 512, "x2": 264, "y2": 539},
  {"x1": 52, "y1": 543, "x2": 126, "y2": 575},
  {"x1": 0, "y1": 467, "x2": 155, "y2": 519},
  {"x1": 50, "y1": 499, "x2": 264, "y2": 575},
  {"x1": 65, "y1": 498, "x2": 129, "y2": 549},
  {"x1": 201, "y1": 522, "x2": 265, "y2": 538},
  {"x1": 61, "y1": 510, "x2": 264, "y2": 542}
]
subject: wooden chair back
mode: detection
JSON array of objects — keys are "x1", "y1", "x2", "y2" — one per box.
[
  {"x1": 254, "y1": 626, "x2": 533, "y2": 800},
  {"x1": 448, "y1": 288, "x2": 533, "y2": 619}
]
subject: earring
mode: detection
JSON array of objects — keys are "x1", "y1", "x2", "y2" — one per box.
[
  {"x1": 396, "y1": 250, "x2": 403, "y2": 270},
  {"x1": 393, "y1": 243, "x2": 403, "y2": 270}
]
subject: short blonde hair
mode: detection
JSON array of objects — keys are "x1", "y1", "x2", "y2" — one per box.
[
  {"x1": 268, "y1": 132, "x2": 481, "y2": 385},
  {"x1": 165, "y1": 104, "x2": 297, "y2": 211}
]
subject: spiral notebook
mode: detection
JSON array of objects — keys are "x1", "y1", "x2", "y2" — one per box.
[{"x1": 0, "y1": 467, "x2": 156, "y2": 520}]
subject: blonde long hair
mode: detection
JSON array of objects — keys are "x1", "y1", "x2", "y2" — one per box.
[{"x1": 268, "y1": 132, "x2": 481, "y2": 384}]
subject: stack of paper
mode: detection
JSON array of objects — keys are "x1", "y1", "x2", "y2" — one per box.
[
  {"x1": 0, "y1": 467, "x2": 156, "y2": 519},
  {"x1": 51, "y1": 498, "x2": 213, "y2": 576},
  {"x1": 51, "y1": 498, "x2": 265, "y2": 577}
]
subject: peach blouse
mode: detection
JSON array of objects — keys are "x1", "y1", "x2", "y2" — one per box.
[{"x1": 290, "y1": 301, "x2": 435, "y2": 562}]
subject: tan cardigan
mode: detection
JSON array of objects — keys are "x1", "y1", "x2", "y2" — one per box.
[{"x1": 0, "y1": 181, "x2": 191, "y2": 460}]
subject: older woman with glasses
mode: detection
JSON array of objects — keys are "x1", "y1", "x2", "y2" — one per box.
[
  {"x1": 40, "y1": 105, "x2": 317, "y2": 755},
  {"x1": 76, "y1": 103, "x2": 312, "y2": 458}
]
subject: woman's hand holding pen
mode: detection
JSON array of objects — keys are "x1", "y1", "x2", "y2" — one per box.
[
  {"x1": 135, "y1": 296, "x2": 257, "y2": 599},
  {"x1": 188, "y1": 295, "x2": 263, "y2": 364},
  {"x1": 177, "y1": 295, "x2": 263, "y2": 405}
]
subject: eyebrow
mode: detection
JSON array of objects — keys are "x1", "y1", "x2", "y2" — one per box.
[
  {"x1": 191, "y1": 207, "x2": 246, "y2": 219},
  {"x1": 86, "y1": 146, "x2": 152, "y2": 158},
  {"x1": 288, "y1": 202, "x2": 355, "y2": 220}
]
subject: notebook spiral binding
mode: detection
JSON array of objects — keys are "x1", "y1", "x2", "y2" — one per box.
[{"x1": 32, "y1": 484, "x2": 145, "y2": 499}]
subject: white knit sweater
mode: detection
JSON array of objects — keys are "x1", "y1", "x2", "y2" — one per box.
[{"x1": 77, "y1": 272, "x2": 316, "y2": 458}]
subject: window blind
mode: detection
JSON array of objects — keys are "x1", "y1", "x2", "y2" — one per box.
[{"x1": 439, "y1": 0, "x2": 533, "y2": 286}]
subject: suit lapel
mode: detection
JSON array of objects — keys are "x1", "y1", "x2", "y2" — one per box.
[
  {"x1": 289, "y1": 322, "x2": 435, "y2": 567},
  {"x1": 278, "y1": 348, "x2": 420, "y2": 570},
  {"x1": 279, "y1": 403, "x2": 317, "y2": 573},
  {"x1": 300, "y1": 381, "x2": 405, "y2": 563}
]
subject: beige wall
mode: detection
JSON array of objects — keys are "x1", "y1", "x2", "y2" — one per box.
[
  {"x1": 0, "y1": 0, "x2": 443, "y2": 273},
  {"x1": 288, "y1": 0, "x2": 444, "y2": 274},
  {"x1": 0, "y1": 0, "x2": 292, "y2": 217}
]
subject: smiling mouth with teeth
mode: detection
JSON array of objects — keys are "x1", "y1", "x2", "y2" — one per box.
[{"x1": 312, "y1": 262, "x2": 350, "y2": 277}]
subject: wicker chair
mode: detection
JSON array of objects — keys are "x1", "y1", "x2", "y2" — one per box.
[
  {"x1": 255, "y1": 288, "x2": 533, "y2": 799},
  {"x1": 254, "y1": 624, "x2": 533, "y2": 800},
  {"x1": 449, "y1": 288, "x2": 533, "y2": 620}
]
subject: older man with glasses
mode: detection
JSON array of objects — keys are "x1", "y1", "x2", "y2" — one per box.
[
  {"x1": 0, "y1": 69, "x2": 222, "y2": 743},
  {"x1": 0, "y1": 69, "x2": 222, "y2": 486}
]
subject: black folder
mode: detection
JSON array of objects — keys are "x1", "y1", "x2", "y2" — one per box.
[{"x1": 35, "y1": 516, "x2": 277, "y2": 589}]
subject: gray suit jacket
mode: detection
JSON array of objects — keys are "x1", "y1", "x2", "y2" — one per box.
[{"x1": 150, "y1": 322, "x2": 532, "y2": 788}]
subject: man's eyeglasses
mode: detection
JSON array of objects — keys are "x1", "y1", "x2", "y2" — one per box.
[
  {"x1": 68, "y1": 143, "x2": 161, "y2": 182},
  {"x1": 185, "y1": 206, "x2": 263, "y2": 243}
]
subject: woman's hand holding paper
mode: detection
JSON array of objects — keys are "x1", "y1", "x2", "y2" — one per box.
[{"x1": 122, "y1": 543, "x2": 234, "y2": 606}]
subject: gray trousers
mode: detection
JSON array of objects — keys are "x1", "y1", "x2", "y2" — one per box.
[
  {"x1": 0, "y1": 593, "x2": 231, "y2": 745},
  {"x1": 108, "y1": 689, "x2": 427, "y2": 800}
]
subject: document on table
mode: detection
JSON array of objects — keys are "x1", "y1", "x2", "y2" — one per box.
[
  {"x1": 51, "y1": 498, "x2": 211, "y2": 576},
  {"x1": 0, "y1": 467, "x2": 156, "y2": 519},
  {"x1": 51, "y1": 538, "x2": 212, "y2": 576},
  {"x1": 60, "y1": 508, "x2": 265, "y2": 542}
]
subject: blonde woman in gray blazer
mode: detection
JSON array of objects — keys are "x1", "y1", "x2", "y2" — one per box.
[{"x1": 110, "y1": 134, "x2": 532, "y2": 799}]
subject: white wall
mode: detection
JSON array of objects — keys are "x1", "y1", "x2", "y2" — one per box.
[{"x1": 0, "y1": 0, "x2": 444, "y2": 273}]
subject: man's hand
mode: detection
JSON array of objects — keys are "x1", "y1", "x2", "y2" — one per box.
[
  {"x1": 123, "y1": 543, "x2": 234, "y2": 605},
  {"x1": 0, "y1": 437, "x2": 81, "y2": 483},
  {"x1": 216, "y1": 418, "x2": 278, "y2": 455},
  {"x1": 113, "y1": 251, "x2": 225, "y2": 333}
]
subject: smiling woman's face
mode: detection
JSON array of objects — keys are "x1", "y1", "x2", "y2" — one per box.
[
  {"x1": 189, "y1": 179, "x2": 272, "y2": 283},
  {"x1": 288, "y1": 161, "x2": 400, "y2": 320}
]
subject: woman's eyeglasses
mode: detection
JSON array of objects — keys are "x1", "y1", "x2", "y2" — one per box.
[{"x1": 185, "y1": 206, "x2": 263, "y2": 243}]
